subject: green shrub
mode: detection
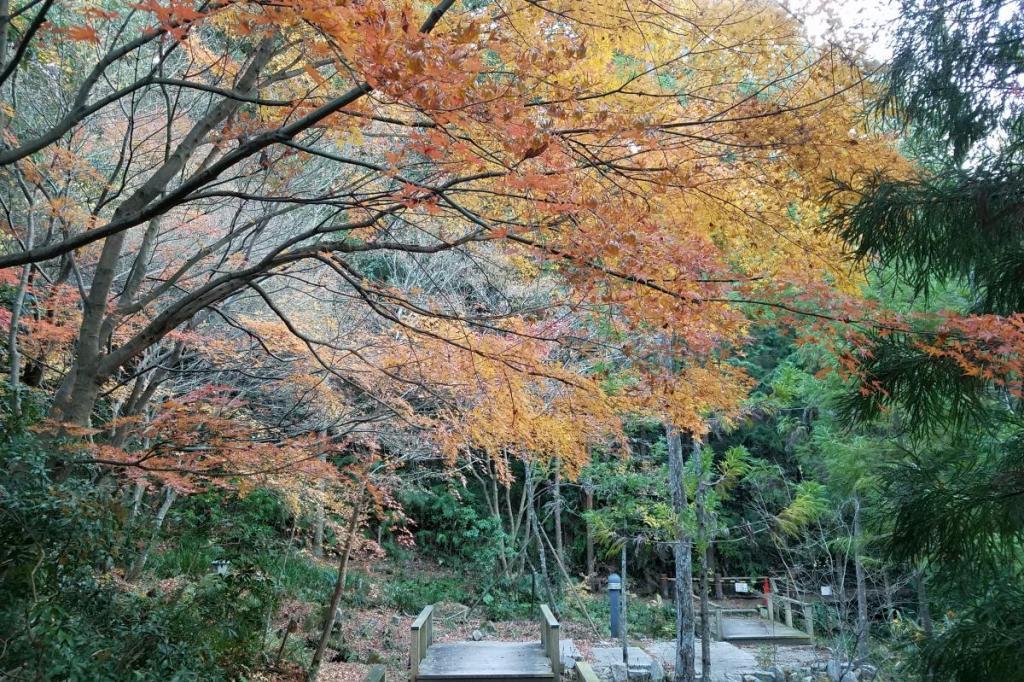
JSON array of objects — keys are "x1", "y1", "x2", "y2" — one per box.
[
  {"x1": 0, "y1": 432, "x2": 302, "y2": 679},
  {"x1": 566, "y1": 593, "x2": 674, "y2": 639},
  {"x1": 384, "y1": 576, "x2": 471, "y2": 613},
  {"x1": 398, "y1": 486, "x2": 510, "y2": 574}
]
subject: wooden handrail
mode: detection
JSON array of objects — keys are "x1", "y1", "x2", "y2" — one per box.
[
  {"x1": 576, "y1": 661, "x2": 600, "y2": 682},
  {"x1": 761, "y1": 593, "x2": 816, "y2": 642},
  {"x1": 766, "y1": 592, "x2": 812, "y2": 607},
  {"x1": 410, "y1": 605, "x2": 434, "y2": 679},
  {"x1": 539, "y1": 603, "x2": 560, "y2": 677}
]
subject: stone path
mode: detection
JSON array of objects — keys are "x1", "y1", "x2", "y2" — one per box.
[
  {"x1": 588, "y1": 641, "x2": 758, "y2": 682},
  {"x1": 646, "y1": 641, "x2": 758, "y2": 680}
]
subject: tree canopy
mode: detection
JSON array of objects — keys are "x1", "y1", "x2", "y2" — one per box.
[{"x1": 1, "y1": 0, "x2": 1020, "y2": 680}]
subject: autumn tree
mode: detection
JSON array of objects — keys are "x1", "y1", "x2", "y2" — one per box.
[{"x1": 0, "y1": 1, "x2": 910, "y2": 675}]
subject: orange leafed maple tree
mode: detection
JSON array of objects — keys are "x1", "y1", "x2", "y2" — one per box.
[{"x1": 0, "y1": 0, "x2": 909, "y2": 492}]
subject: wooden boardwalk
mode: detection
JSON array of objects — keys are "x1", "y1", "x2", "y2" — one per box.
[
  {"x1": 416, "y1": 642, "x2": 554, "y2": 681},
  {"x1": 719, "y1": 617, "x2": 813, "y2": 645},
  {"x1": 410, "y1": 604, "x2": 561, "y2": 682}
]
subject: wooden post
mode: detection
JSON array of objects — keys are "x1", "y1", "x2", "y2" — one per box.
[
  {"x1": 802, "y1": 603, "x2": 815, "y2": 642},
  {"x1": 540, "y1": 604, "x2": 561, "y2": 677},
  {"x1": 410, "y1": 605, "x2": 434, "y2": 680},
  {"x1": 659, "y1": 574, "x2": 669, "y2": 599},
  {"x1": 784, "y1": 599, "x2": 793, "y2": 628},
  {"x1": 766, "y1": 594, "x2": 775, "y2": 624}
]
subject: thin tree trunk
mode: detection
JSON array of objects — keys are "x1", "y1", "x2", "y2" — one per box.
[
  {"x1": 916, "y1": 565, "x2": 933, "y2": 636},
  {"x1": 666, "y1": 424, "x2": 696, "y2": 682},
  {"x1": 853, "y1": 495, "x2": 869, "y2": 662},
  {"x1": 127, "y1": 486, "x2": 176, "y2": 581},
  {"x1": 526, "y1": 463, "x2": 557, "y2": 610},
  {"x1": 699, "y1": 546, "x2": 711, "y2": 680},
  {"x1": 6, "y1": 204, "x2": 33, "y2": 419},
  {"x1": 312, "y1": 455, "x2": 326, "y2": 558},
  {"x1": 584, "y1": 484, "x2": 595, "y2": 578},
  {"x1": 538, "y1": 517, "x2": 600, "y2": 635},
  {"x1": 474, "y1": 459, "x2": 510, "y2": 578},
  {"x1": 308, "y1": 490, "x2": 366, "y2": 682},
  {"x1": 552, "y1": 457, "x2": 564, "y2": 573},
  {"x1": 693, "y1": 441, "x2": 711, "y2": 681},
  {"x1": 129, "y1": 481, "x2": 146, "y2": 522},
  {"x1": 711, "y1": 544, "x2": 724, "y2": 601},
  {"x1": 0, "y1": 0, "x2": 10, "y2": 71},
  {"x1": 491, "y1": 462, "x2": 511, "y2": 578}
]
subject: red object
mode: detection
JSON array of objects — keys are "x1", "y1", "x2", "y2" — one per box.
[{"x1": 762, "y1": 578, "x2": 771, "y2": 606}]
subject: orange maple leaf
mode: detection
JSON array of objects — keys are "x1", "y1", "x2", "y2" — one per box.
[{"x1": 67, "y1": 25, "x2": 100, "y2": 43}]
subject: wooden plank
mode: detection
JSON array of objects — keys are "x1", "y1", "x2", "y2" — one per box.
[
  {"x1": 719, "y1": 617, "x2": 812, "y2": 645},
  {"x1": 576, "y1": 661, "x2": 600, "y2": 682},
  {"x1": 364, "y1": 664, "x2": 385, "y2": 682},
  {"x1": 417, "y1": 642, "x2": 554, "y2": 680}
]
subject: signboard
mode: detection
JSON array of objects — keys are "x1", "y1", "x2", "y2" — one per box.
[
  {"x1": 734, "y1": 581, "x2": 750, "y2": 593},
  {"x1": 820, "y1": 585, "x2": 833, "y2": 596}
]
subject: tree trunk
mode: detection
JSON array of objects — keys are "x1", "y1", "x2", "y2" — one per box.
[
  {"x1": 693, "y1": 441, "x2": 711, "y2": 681},
  {"x1": 699, "y1": 546, "x2": 711, "y2": 680},
  {"x1": 51, "y1": 38, "x2": 278, "y2": 426},
  {"x1": 129, "y1": 481, "x2": 146, "y2": 523},
  {"x1": 127, "y1": 486, "x2": 176, "y2": 581},
  {"x1": 711, "y1": 545, "x2": 724, "y2": 601},
  {"x1": 526, "y1": 462, "x2": 557, "y2": 610},
  {"x1": 475, "y1": 459, "x2": 511, "y2": 578},
  {"x1": 916, "y1": 565, "x2": 933, "y2": 636},
  {"x1": 491, "y1": 462, "x2": 511, "y2": 578},
  {"x1": 312, "y1": 454, "x2": 326, "y2": 558},
  {"x1": 853, "y1": 495, "x2": 869, "y2": 662},
  {"x1": 552, "y1": 457, "x2": 564, "y2": 573},
  {"x1": 308, "y1": 490, "x2": 366, "y2": 682},
  {"x1": 584, "y1": 484, "x2": 595, "y2": 578},
  {"x1": 666, "y1": 424, "x2": 696, "y2": 682},
  {"x1": 6, "y1": 203, "x2": 34, "y2": 419}
]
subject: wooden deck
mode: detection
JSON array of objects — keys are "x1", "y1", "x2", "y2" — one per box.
[
  {"x1": 719, "y1": 617, "x2": 813, "y2": 645},
  {"x1": 416, "y1": 642, "x2": 554, "y2": 681},
  {"x1": 410, "y1": 604, "x2": 560, "y2": 682}
]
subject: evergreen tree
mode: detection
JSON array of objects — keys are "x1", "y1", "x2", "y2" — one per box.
[{"x1": 830, "y1": 1, "x2": 1024, "y2": 678}]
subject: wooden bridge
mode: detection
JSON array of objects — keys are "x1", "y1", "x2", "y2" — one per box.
[
  {"x1": 707, "y1": 591, "x2": 815, "y2": 645},
  {"x1": 410, "y1": 604, "x2": 562, "y2": 682},
  {"x1": 660, "y1": 575, "x2": 817, "y2": 646}
]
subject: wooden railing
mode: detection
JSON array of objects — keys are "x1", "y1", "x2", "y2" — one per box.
[
  {"x1": 410, "y1": 605, "x2": 434, "y2": 679},
  {"x1": 539, "y1": 603, "x2": 561, "y2": 677},
  {"x1": 575, "y1": 661, "x2": 600, "y2": 682},
  {"x1": 690, "y1": 593, "x2": 743, "y2": 642},
  {"x1": 763, "y1": 592, "x2": 815, "y2": 641}
]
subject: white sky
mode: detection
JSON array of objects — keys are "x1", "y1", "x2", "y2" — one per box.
[{"x1": 786, "y1": 0, "x2": 901, "y2": 62}]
